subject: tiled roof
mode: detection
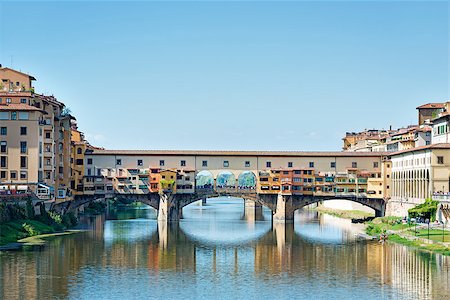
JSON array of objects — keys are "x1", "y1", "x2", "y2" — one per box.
[
  {"x1": 0, "y1": 103, "x2": 45, "y2": 112},
  {"x1": 416, "y1": 103, "x2": 445, "y2": 109},
  {"x1": 390, "y1": 143, "x2": 450, "y2": 155},
  {"x1": 86, "y1": 149, "x2": 389, "y2": 157}
]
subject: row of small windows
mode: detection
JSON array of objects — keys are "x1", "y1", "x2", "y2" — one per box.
[
  {"x1": 0, "y1": 111, "x2": 30, "y2": 120},
  {"x1": 86, "y1": 159, "x2": 379, "y2": 169},
  {"x1": 0, "y1": 126, "x2": 27, "y2": 135}
]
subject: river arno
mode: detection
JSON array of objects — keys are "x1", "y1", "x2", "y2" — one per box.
[{"x1": 1, "y1": 198, "x2": 449, "y2": 300}]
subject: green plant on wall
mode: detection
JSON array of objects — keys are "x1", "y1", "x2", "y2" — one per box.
[
  {"x1": 408, "y1": 198, "x2": 439, "y2": 221},
  {"x1": 160, "y1": 179, "x2": 175, "y2": 190}
]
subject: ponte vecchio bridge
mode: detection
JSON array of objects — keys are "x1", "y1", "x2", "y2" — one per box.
[{"x1": 58, "y1": 149, "x2": 390, "y2": 223}]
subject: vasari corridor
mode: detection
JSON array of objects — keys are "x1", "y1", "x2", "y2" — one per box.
[{"x1": 0, "y1": 1, "x2": 449, "y2": 299}]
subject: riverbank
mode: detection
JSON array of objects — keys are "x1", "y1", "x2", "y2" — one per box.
[
  {"x1": 365, "y1": 216, "x2": 450, "y2": 256},
  {"x1": 311, "y1": 206, "x2": 374, "y2": 219}
]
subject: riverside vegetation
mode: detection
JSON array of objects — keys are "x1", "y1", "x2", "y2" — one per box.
[{"x1": 0, "y1": 200, "x2": 78, "y2": 246}]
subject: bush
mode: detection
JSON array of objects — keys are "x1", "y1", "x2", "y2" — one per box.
[
  {"x1": 22, "y1": 223, "x2": 39, "y2": 236},
  {"x1": 62, "y1": 212, "x2": 78, "y2": 228}
]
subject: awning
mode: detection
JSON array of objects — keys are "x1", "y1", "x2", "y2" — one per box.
[
  {"x1": 0, "y1": 185, "x2": 8, "y2": 190},
  {"x1": 17, "y1": 185, "x2": 28, "y2": 191}
]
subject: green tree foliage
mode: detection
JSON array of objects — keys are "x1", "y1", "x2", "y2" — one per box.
[{"x1": 408, "y1": 199, "x2": 439, "y2": 221}]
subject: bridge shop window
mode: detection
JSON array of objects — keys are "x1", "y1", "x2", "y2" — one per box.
[
  {"x1": 160, "y1": 160, "x2": 165, "y2": 166},
  {"x1": 137, "y1": 159, "x2": 143, "y2": 166},
  {"x1": 288, "y1": 162, "x2": 293, "y2": 168},
  {"x1": 330, "y1": 162, "x2": 336, "y2": 168},
  {"x1": 266, "y1": 161, "x2": 271, "y2": 168},
  {"x1": 223, "y1": 161, "x2": 229, "y2": 167},
  {"x1": 116, "y1": 159, "x2": 122, "y2": 165},
  {"x1": 309, "y1": 162, "x2": 314, "y2": 168},
  {"x1": 202, "y1": 160, "x2": 208, "y2": 167},
  {"x1": 180, "y1": 160, "x2": 186, "y2": 167},
  {"x1": 245, "y1": 161, "x2": 250, "y2": 167}
]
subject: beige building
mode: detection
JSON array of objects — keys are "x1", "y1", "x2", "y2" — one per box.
[
  {"x1": 388, "y1": 143, "x2": 450, "y2": 216},
  {"x1": 0, "y1": 65, "x2": 74, "y2": 201}
]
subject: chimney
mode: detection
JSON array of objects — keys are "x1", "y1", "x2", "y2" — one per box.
[{"x1": 389, "y1": 125, "x2": 392, "y2": 131}]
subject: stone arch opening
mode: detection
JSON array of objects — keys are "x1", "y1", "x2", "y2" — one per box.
[
  {"x1": 196, "y1": 170, "x2": 214, "y2": 189},
  {"x1": 216, "y1": 171, "x2": 236, "y2": 189},
  {"x1": 238, "y1": 171, "x2": 256, "y2": 190}
]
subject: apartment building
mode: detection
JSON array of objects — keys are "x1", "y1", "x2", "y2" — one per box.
[{"x1": 0, "y1": 66, "x2": 74, "y2": 201}]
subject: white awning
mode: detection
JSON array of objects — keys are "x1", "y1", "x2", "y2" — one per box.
[
  {"x1": 0, "y1": 186, "x2": 8, "y2": 190},
  {"x1": 17, "y1": 185, "x2": 28, "y2": 191}
]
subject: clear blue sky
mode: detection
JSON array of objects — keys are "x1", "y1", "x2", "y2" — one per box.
[{"x1": 1, "y1": 1, "x2": 448, "y2": 151}]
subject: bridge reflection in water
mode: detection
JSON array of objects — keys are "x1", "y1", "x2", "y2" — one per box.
[{"x1": 1, "y1": 199, "x2": 449, "y2": 299}]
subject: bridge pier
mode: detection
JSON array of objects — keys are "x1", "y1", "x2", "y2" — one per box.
[
  {"x1": 273, "y1": 194, "x2": 295, "y2": 223},
  {"x1": 157, "y1": 193, "x2": 183, "y2": 222},
  {"x1": 244, "y1": 199, "x2": 263, "y2": 221}
]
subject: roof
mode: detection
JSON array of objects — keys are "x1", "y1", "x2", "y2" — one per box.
[
  {"x1": 390, "y1": 143, "x2": 450, "y2": 156},
  {"x1": 0, "y1": 67, "x2": 36, "y2": 81},
  {"x1": 0, "y1": 103, "x2": 45, "y2": 112},
  {"x1": 85, "y1": 149, "x2": 389, "y2": 157},
  {"x1": 416, "y1": 103, "x2": 445, "y2": 109}
]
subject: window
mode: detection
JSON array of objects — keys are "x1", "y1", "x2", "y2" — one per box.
[
  {"x1": 137, "y1": 159, "x2": 143, "y2": 166},
  {"x1": 309, "y1": 162, "x2": 314, "y2": 168},
  {"x1": 20, "y1": 171, "x2": 27, "y2": 180},
  {"x1": 223, "y1": 160, "x2": 229, "y2": 167},
  {"x1": 11, "y1": 112, "x2": 16, "y2": 120},
  {"x1": 202, "y1": 160, "x2": 207, "y2": 167},
  {"x1": 20, "y1": 156, "x2": 27, "y2": 168},
  {"x1": 245, "y1": 161, "x2": 250, "y2": 167},
  {"x1": 116, "y1": 159, "x2": 122, "y2": 165},
  {"x1": 76, "y1": 159, "x2": 83, "y2": 165},
  {"x1": 0, "y1": 127, "x2": 6, "y2": 135},
  {"x1": 159, "y1": 160, "x2": 164, "y2": 166},
  {"x1": 0, "y1": 156, "x2": 6, "y2": 168},
  {"x1": 97, "y1": 169, "x2": 102, "y2": 176},
  {"x1": 10, "y1": 171, "x2": 17, "y2": 179},
  {"x1": 288, "y1": 162, "x2": 293, "y2": 168},
  {"x1": 330, "y1": 162, "x2": 336, "y2": 168},
  {"x1": 437, "y1": 156, "x2": 444, "y2": 164},
  {"x1": 20, "y1": 98, "x2": 27, "y2": 104},
  {"x1": 18, "y1": 112, "x2": 29, "y2": 120},
  {"x1": 77, "y1": 147, "x2": 82, "y2": 154},
  {"x1": 266, "y1": 161, "x2": 271, "y2": 168},
  {"x1": 352, "y1": 162, "x2": 357, "y2": 168},
  {"x1": 20, "y1": 141, "x2": 27, "y2": 153},
  {"x1": 87, "y1": 158, "x2": 93, "y2": 165},
  {"x1": 87, "y1": 168, "x2": 92, "y2": 176},
  {"x1": 20, "y1": 127, "x2": 27, "y2": 135},
  {"x1": 0, "y1": 171, "x2": 6, "y2": 179},
  {"x1": 6, "y1": 98, "x2": 11, "y2": 104},
  {"x1": 45, "y1": 131, "x2": 51, "y2": 139},
  {"x1": 373, "y1": 162, "x2": 379, "y2": 168},
  {"x1": 0, "y1": 112, "x2": 8, "y2": 120},
  {"x1": 0, "y1": 141, "x2": 6, "y2": 153},
  {"x1": 180, "y1": 160, "x2": 186, "y2": 167}
]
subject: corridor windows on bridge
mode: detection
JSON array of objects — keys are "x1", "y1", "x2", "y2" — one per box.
[
  {"x1": 137, "y1": 159, "x2": 143, "y2": 166},
  {"x1": 266, "y1": 161, "x2": 271, "y2": 168},
  {"x1": 288, "y1": 162, "x2": 293, "y2": 168},
  {"x1": 437, "y1": 156, "x2": 444, "y2": 164},
  {"x1": 116, "y1": 159, "x2": 122, "y2": 166},
  {"x1": 330, "y1": 162, "x2": 336, "y2": 168},
  {"x1": 180, "y1": 160, "x2": 186, "y2": 167},
  {"x1": 373, "y1": 162, "x2": 379, "y2": 168},
  {"x1": 202, "y1": 160, "x2": 208, "y2": 167},
  {"x1": 309, "y1": 162, "x2": 314, "y2": 168},
  {"x1": 223, "y1": 160, "x2": 229, "y2": 167},
  {"x1": 352, "y1": 162, "x2": 357, "y2": 168},
  {"x1": 159, "y1": 160, "x2": 164, "y2": 166},
  {"x1": 245, "y1": 161, "x2": 250, "y2": 167}
]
